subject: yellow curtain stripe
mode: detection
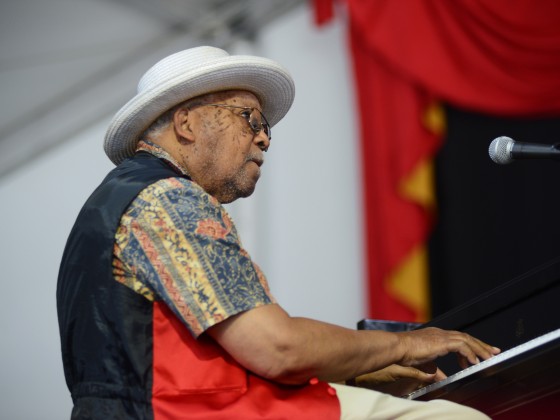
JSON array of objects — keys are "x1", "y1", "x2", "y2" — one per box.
[
  {"x1": 386, "y1": 245, "x2": 430, "y2": 322},
  {"x1": 399, "y1": 159, "x2": 436, "y2": 210},
  {"x1": 386, "y1": 101, "x2": 445, "y2": 322},
  {"x1": 422, "y1": 101, "x2": 446, "y2": 136}
]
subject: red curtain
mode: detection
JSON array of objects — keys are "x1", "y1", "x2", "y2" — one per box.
[
  {"x1": 348, "y1": 0, "x2": 560, "y2": 116},
  {"x1": 315, "y1": 0, "x2": 560, "y2": 321}
]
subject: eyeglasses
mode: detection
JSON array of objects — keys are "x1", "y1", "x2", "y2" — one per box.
[{"x1": 204, "y1": 104, "x2": 271, "y2": 141}]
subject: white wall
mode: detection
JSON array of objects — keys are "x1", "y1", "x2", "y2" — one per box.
[
  {"x1": 255, "y1": 6, "x2": 364, "y2": 327},
  {"x1": 0, "y1": 4, "x2": 363, "y2": 419}
]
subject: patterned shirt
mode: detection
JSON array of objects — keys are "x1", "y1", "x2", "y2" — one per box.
[{"x1": 113, "y1": 140, "x2": 275, "y2": 337}]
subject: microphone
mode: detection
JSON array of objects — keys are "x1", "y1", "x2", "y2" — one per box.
[{"x1": 488, "y1": 136, "x2": 560, "y2": 164}]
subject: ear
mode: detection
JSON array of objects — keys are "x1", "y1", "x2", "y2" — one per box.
[{"x1": 173, "y1": 107, "x2": 195, "y2": 143}]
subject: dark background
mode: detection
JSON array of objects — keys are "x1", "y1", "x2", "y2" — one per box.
[{"x1": 429, "y1": 105, "x2": 560, "y2": 317}]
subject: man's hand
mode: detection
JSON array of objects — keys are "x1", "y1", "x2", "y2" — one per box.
[
  {"x1": 351, "y1": 326, "x2": 503, "y2": 398},
  {"x1": 351, "y1": 363, "x2": 445, "y2": 397},
  {"x1": 396, "y1": 327, "x2": 501, "y2": 370}
]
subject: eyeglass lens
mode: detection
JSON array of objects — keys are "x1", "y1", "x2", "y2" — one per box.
[
  {"x1": 205, "y1": 104, "x2": 271, "y2": 140},
  {"x1": 246, "y1": 109, "x2": 271, "y2": 140}
]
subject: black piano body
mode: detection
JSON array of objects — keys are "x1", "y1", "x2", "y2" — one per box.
[{"x1": 359, "y1": 255, "x2": 560, "y2": 418}]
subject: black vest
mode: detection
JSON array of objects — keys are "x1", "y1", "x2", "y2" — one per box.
[{"x1": 57, "y1": 153, "x2": 188, "y2": 418}]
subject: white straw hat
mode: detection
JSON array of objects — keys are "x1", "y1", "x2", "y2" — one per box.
[{"x1": 104, "y1": 46, "x2": 295, "y2": 165}]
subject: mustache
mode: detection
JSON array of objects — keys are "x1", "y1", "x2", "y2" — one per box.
[{"x1": 247, "y1": 152, "x2": 264, "y2": 167}]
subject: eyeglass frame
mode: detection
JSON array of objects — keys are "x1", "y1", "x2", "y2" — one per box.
[{"x1": 202, "y1": 104, "x2": 272, "y2": 142}]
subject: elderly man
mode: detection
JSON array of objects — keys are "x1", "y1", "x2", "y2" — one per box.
[{"x1": 57, "y1": 46, "x2": 498, "y2": 419}]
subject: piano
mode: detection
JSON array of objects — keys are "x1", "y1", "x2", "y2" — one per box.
[{"x1": 359, "y1": 255, "x2": 560, "y2": 418}]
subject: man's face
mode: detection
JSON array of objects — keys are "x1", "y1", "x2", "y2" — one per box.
[{"x1": 185, "y1": 91, "x2": 270, "y2": 203}]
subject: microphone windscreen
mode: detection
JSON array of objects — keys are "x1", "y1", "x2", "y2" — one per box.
[{"x1": 489, "y1": 136, "x2": 513, "y2": 164}]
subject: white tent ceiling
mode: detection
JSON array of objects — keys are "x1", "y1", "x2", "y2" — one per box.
[{"x1": 0, "y1": 0, "x2": 304, "y2": 178}]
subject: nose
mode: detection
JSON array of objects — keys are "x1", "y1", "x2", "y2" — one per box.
[{"x1": 254, "y1": 129, "x2": 270, "y2": 152}]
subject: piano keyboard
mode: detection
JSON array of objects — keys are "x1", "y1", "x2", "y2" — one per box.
[{"x1": 405, "y1": 327, "x2": 560, "y2": 400}]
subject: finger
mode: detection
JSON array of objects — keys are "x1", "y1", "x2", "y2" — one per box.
[
  {"x1": 448, "y1": 332, "x2": 494, "y2": 366},
  {"x1": 471, "y1": 334, "x2": 502, "y2": 358},
  {"x1": 469, "y1": 337, "x2": 499, "y2": 360},
  {"x1": 457, "y1": 354, "x2": 470, "y2": 370},
  {"x1": 434, "y1": 367, "x2": 447, "y2": 382},
  {"x1": 395, "y1": 366, "x2": 437, "y2": 382},
  {"x1": 449, "y1": 339, "x2": 479, "y2": 368},
  {"x1": 414, "y1": 369, "x2": 437, "y2": 382},
  {"x1": 475, "y1": 339, "x2": 501, "y2": 360}
]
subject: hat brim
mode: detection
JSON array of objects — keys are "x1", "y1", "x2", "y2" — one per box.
[{"x1": 104, "y1": 54, "x2": 295, "y2": 165}]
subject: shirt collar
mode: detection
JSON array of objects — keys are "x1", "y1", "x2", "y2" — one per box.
[{"x1": 136, "y1": 140, "x2": 190, "y2": 177}]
